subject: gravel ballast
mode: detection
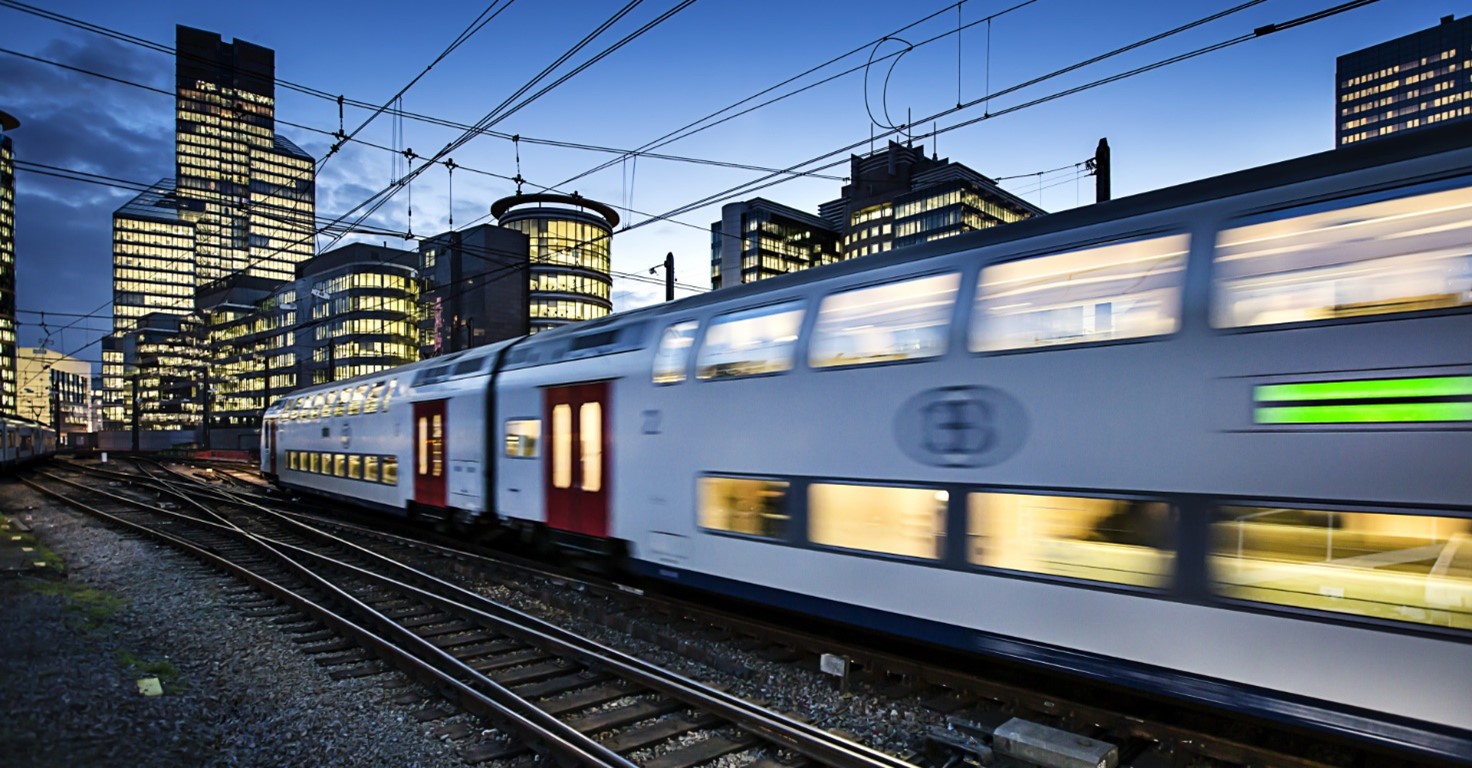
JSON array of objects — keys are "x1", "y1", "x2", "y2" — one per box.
[{"x1": 0, "y1": 481, "x2": 476, "y2": 768}]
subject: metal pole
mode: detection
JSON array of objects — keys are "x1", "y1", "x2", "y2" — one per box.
[
  {"x1": 130, "y1": 372, "x2": 140, "y2": 452},
  {"x1": 664, "y1": 252, "x2": 675, "y2": 302},
  {"x1": 1094, "y1": 138, "x2": 1111, "y2": 203}
]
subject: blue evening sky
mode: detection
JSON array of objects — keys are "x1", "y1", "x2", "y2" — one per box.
[{"x1": 1, "y1": 0, "x2": 1466, "y2": 361}]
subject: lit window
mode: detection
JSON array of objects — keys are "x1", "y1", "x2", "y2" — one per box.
[
  {"x1": 333, "y1": 454, "x2": 346, "y2": 477},
  {"x1": 1212, "y1": 184, "x2": 1472, "y2": 327},
  {"x1": 579, "y1": 403, "x2": 602, "y2": 492},
  {"x1": 552, "y1": 404, "x2": 572, "y2": 489},
  {"x1": 652, "y1": 321, "x2": 698, "y2": 384},
  {"x1": 810, "y1": 273, "x2": 958, "y2": 368},
  {"x1": 364, "y1": 455, "x2": 380, "y2": 482},
  {"x1": 971, "y1": 235, "x2": 1187, "y2": 351},
  {"x1": 382, "y1": 457, "x2": 398, "y2": 485},
  {"x1": 1213, "y1": 505, "x2": 1472, "y2": 629},
  {"x1": 504, "y1": 419, "x2": 540, "y2": 458},
  {"x1": 967, "y1": 492, "x2": 1175, "y2": 587},
  {"x1": 696, "y1": 301, "x2": 804, "y2": 379},
  {"x1": 809, "y1": 483, "x2": 945, "y2": 560},
  {"x1": 698, "y1": 476, "x2": 789, "y2": 539},
  {"x1": 431, "y1": 414, "x2": 443, "y2": 478}
]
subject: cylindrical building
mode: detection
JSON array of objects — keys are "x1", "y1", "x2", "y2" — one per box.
[{"x1": 492, "y1": 192, "x2": 617, "y2": 333}]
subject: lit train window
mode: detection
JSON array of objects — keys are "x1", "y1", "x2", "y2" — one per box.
[
  {"x1": 382, "y1": 379, "x2": 398, "y2": 411},
  {"x1": 364, "y1": 382, "x2": 383, "y2": 413},
  {"x1": 552, "y1": 404, "x2": 572, "y2": 489},
  {"x1": 967, "y1": 493, "x2": 1175, "y2": 588},
  {"x1": 347, "y1": 455, "x2": 362, "y2": 480},
  {"x1": 696, "y1": 301, "x2": 804, "y2": 379},
  {"x1": 348, "y1": 385, "x2": 367, "y2": 415},
  {"x1": 810, "y1": 484, "x2": 945, "y2": 560},
  {"x1": 287, "y1": 451, "x2": 298, "y2": 471},
  {"x1": 970, "y1": 235, "x2": 1188, "y2": 351},
  {"x1": 1213, "y1": 184, "x2": 1472, "y2": 327},
  {"x1": 309, "y1": 452, "x2": 320, "y2": 473},
  {"x1": 698, "y1": 476, "x2": 790, "y2": 539},
  {"x1": 504, "y1": 419, "x2": 541, "y2": 458},
  {"x1": 579, "y1": 403, "x2": 602, "y2": 492},
  {"x1": 811, "y1": 273, "x2": 959, "y2": 368},
  {"x1": 320, "y1": 452, "x2": 332, "y2": 474},
  {"x1": 1212, "y1": 505, "x2": 1472, "y2": 629},
  {"x1": 333, "y1": 454, "x2": 346, "y2": 478},
  {"x1": 382, "y1": 457, "x2": 398, "y2": 485},
  {"x1": 364, "y1": 455, "x2": 380, "y2": 482},
  {"x1": 652, "y1": 321, "x2": 698, "y2": 384}
]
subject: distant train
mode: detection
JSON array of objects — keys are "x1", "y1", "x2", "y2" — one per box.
[
  {"x1": 0, "y1": 415, "x2": 57, "y2": 472},
  {"x1": 263, "y1": 123, "x2": 1472, "y2": 760}
]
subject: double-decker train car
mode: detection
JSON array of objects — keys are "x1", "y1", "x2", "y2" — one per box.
[
  {"x1": 265, "y1": 123, "x2": 1472, "y2": 760},
  {"x1": 0, "y1": 415, "x2": 57, "y2": 472}
]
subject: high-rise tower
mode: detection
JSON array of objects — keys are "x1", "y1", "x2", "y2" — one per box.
[
  {"x1": 1337, "y1": 15, "x2": 1472, "y2": 146},
  {"x1": 0, "y1": 109, "x2": 19, "y2": 416}
]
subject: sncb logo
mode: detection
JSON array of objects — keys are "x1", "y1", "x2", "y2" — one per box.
[{"x1": 894, "y1": 386, "x2": 1027, "y2": 468}]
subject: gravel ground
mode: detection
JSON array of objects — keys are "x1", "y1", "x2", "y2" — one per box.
[{"x1": 0, "y1": 480, "x2": 481, "y2": 768}]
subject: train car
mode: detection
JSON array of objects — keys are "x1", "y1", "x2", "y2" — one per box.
[
  {"x1": 494, "y1": 124, "x2": 1472, "y2": 759},
  {"x1": 266, "y1": 122, "x2": 1472, "y2": 759},
  {"x1": 0, "y1": 415, "x2": 58, "y2": 472}
]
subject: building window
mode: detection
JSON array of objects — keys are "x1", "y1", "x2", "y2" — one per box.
[
  {"x1": 1212, "y1": 183, "x2": 1472, "y2": 327},
  {"x1": 809, "y1": 483, "x2": 945, "y2": 560},
  {"x1": 698, "y1": 476, "x2": 790, "y2": 539},
  {"x1": 696, "y1": 301, "x2": 804, "y2": 379},
  {"x1": 971, "y1": 235, "x2": 1187, "y2": 351},
  {"x1": 810, "y1": 273, "x2": 959, "y2": 368},
  {"x1": 967, "y1": 492, "x2": 1175, "y2": 588}
]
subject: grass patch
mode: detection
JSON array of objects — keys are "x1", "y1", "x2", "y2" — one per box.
[
  {"x1": 26, "y1": 579, "x2": 126, "y2": 633},
  {"x1": 119, "y1": 651, "x2": 185, "y2": 693}
]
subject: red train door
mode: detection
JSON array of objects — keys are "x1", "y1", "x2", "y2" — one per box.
[
  {"x1": 267, "y1": 422, "x2": 277, "y2": 474},
  {"x1": 544, "y1": 382, "x2": 609, "y2": 538},
  {"x1": 413, "y1": 399, "x2": 448, "y2": 508}
]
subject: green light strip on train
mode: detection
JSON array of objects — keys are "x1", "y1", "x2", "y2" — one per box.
[
  {"x1": 1255, "y1": 376, "x2": 1472, "y2": 403},
  {"x1": 1256, "y1": 402, "x2": 1472, "y2": 424}
]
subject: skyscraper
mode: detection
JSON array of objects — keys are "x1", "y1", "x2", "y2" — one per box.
[
  {"x1": 493, "y1": 193, "x2": 616, "y2": 333},
  {"x1": 0, "y1": 110, "x2": 18, "y2": 416},
  {"x1": 1337, "y1": 15, "x2": 1472, "y2": 146},
  {"x1": 105, "y1": 27, "x2": 316, "y2": 431}
]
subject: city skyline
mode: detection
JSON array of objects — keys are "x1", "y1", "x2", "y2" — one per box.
[{"x1": 1, "y1": 0, "x2": 1467, "y2": 367}]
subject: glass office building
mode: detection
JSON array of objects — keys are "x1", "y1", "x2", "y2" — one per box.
[
  {"x1": 1337, "y1": 15, "x2": 1472, "y2": 146},
  {"x1": 493, "y1": 193, "x2": 616, "y2": 333},
  {"x1": 0, "y1": 110, "x2": 18, "y2": 416}
]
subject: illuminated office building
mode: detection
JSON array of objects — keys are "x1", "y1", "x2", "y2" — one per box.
[
  {"x1": 16, "y1": 347, "x2": 89, "y2": 442},
  {"x1": 1337, "y1": 15, "x2": 1472, "y2": 146},
  {"x1": 711, "y1": 141, "x2": 1041, "y2": 288},
  {"x1": 106, "y1": 26, "x2": 316, "y2": 432},
  {"x1": 493, "y1": 193, "x2": 615, "y2": 333},
  {"x1": 299, "y1": 243, "x2": 420, "y2": 384},
  {"x1": 0, "y1": 110, "x2": 19, "y2": 416}
]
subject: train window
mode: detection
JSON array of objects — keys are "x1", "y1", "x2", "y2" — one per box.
[
  {"x1": 320, "y1": 452, "x2": 332, "y2": 474},
  {"x1": 696, "y1": 301, "x2": 805, "y2": 379},
  {"x1": 333, "y1": 454, "x2": 346, "y2": 477},
  {"x1": 335, "y1": 389, "x2": 351, "y2": 416},
  {"x1": 1212, "y1": 184, "x2": 1472, "y2": 328},
  {"x1": 348, "y1": 385, "x2": 367, "y2": 415},
  {"x1": 970, "y1": 235, "x2": 1188, "y2": 351},
  {"x1": 382, "y1": 457, "x2": 398, "y2": 485},
  {"x1": 967, "y1": 493, "x2": 1175, "y2": 588},
  {"x1": 504, "y1": 419, "x2": 540, "y2": 458},
  {"x1": 287, "y1": 451, "x2": 297, "y2": 470},
  {"x1": 364, "y1": 382, "x2": 384, "y2": 413},
  {"x1": 364, "y1": 455, "x2": 380, "y2": 482},
  {"x1": 809, "y1": 483, "x2": 945, "y2": 560},
  {"x1": 313, "y1": 394, "x2": 327, "y2": 418},
  {"x1": 347, "y1": 455, "x2": 362, "y2": 480},
  {"x1": 551, "y1": 404, "x2": 572, "y2": 489},
  {"x1": 1212, "y1": 505, "x2": 1472, "y2": 629},
  {"x1": 579, "y1": 403, "x2": 602, "y2": 492},
  {"x1": 698, "y1": 476, "x2": 790, "y2": 539},
  {"x1": 432, "y1": 415, "x2": 443, "y2": 478},
  {"x1": 810, "y1": 273, "x2": 960, "y2": 368},
  {"x1": 382, "y1": 379, "x2": 398, "y2": 410},
  {"x1": 309, "y1": 452, "x2": 320, "y2": 473},
  {"x1": 652, "y1": 321, "x2": 698, "y2": 384}
]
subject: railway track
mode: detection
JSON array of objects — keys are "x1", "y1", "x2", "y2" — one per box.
[{"x1": 24, "y1": 461, "x2": 915, "y2": 768}]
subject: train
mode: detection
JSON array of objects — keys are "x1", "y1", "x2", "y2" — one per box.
[
  {"x1": 262, "y1": 122, "x2": 1472, "y2": 761},
  {"x1": 0, "y1": 415, "x2": 57, "y2": 472}
]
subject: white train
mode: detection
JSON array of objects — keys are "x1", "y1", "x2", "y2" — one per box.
[
  {"x1": 0, "y1": 415, "x2": 57, "y2": 472},
  {"x1": 264, "y1": 124, "x2": 1472, "y2": 760}
]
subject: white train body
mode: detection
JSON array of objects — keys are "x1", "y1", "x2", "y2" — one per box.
[
  {"x1": 265, "y1": 125, "x2": 1472, "y2": 759},
  {"x1": 0, "y1": 416, "x2": 57, "y2": 471}
]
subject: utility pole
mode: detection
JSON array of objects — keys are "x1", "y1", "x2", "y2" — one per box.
[
  {"x1": 650, "y1": 252, "x2": 675, "y2": 301},
  {"x1": 130, "y1": 370, "x2": 140, "y2": 453},
  {"x1": 1093, "y1": 137, "x2": 1111, "y2": 203}
]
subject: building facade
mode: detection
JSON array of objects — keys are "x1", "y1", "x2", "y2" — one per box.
[
  {"x1": 493, "y1": 193, "x2": 616, "y2": 333},
  {"x1": 0, "y1": 110, "x2": 19, "y2": 416},
  {"x1": 1337, "y1": 15, "x2": 1472, "y2": 146},
  {"x1": 710, "y1": 142, "x2": 1042, "y2": 288},
  {"x1": 417, "y1": 224, "x2": 530, "y2": 355},
  {"x1": 300, "y1": 243, "x2": 420, "y2": 384},
  {"x1": 105, "y1": 26, "x2": 317, "y2": 432},
  {"x1": 16, "y1": 347, "x2": 90, "y2": 442}
]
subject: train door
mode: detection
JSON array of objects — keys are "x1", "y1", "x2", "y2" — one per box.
[
  {"x1": 413, "y1": 399, "x2": 448, "y2": 508},
  {"x1": 544, "y1": 382, "x2": 609, "y2": 538},
  {"x1": 267, "y1": 421, "x2": 278, "y2": 474}
]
